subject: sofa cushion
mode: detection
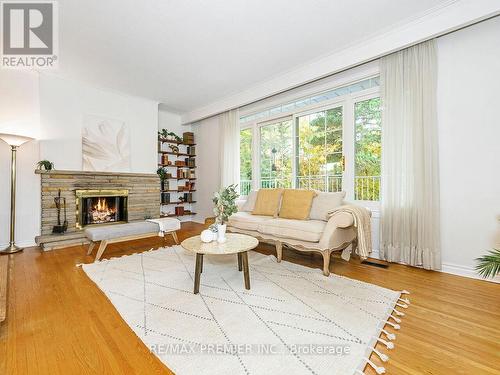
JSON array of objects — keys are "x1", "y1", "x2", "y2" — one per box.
[
  {"x1": 279, "y1": 189, "x2": 317, "y2": 220},
  {"x1": 241, "y1": 190, "x2": 258, "y2": 212},
  {"x1": 228, "y1": 212, "x2": 273, "y2": 231},
  {"x1": 258, "y1": 218, "x2": 326, "y2": 242},
  {"x1": 252, "y1": 189, "x2": 283, "y2": 216},
  {"x1": 309, "y1": 191, "x2": 346, "y2": 221}
]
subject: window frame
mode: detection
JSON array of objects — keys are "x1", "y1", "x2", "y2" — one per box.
[{"x1": 239, "y1": 77, "x2": 380, "y2": 210}]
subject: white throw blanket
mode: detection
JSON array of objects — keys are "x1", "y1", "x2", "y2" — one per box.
[
  {"x1": 328, "y1": 205, "x2": 372, "y2": 261},
  {"x1": 146, "y1": 218, "x2": 180, "y2": 237}
]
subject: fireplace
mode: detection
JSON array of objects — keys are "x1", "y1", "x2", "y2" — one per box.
[{"x1": 76, "y1": 189, "x2": 128, "y2": 228}]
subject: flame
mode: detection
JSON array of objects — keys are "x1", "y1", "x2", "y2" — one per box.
[{"x1": 91, "y1": 197, "x2": 117, "y2": 223}]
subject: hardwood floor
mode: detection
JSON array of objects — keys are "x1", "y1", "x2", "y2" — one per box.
[{"x1": 1, "y1": 221, "x2": 499, "y2": 374}]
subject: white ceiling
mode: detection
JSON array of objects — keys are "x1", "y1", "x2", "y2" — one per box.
[{"x1": 57, "y1": 0, "x2": 452, "y2": 113}]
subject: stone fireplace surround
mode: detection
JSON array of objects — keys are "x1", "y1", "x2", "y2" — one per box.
[{"x1": 35, "y1": 170, "x2": 160, "y2": 250}]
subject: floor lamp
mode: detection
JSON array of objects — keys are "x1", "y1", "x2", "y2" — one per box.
[{"x1": 0, "y1": 133, "x2": 34, "y2": 254}]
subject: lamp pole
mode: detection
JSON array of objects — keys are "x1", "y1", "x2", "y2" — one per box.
[{"x1": 1, "y1": 145, "x2": 22, "y2": 254}]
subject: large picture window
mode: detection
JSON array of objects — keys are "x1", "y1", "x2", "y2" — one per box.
[
  {"x1": 239, "y1": 128, "x2": 253, "y2": 195},
  {"x1": 259, "y1": 119, "x2": 293, "y2": 189},
  {"x1": 239, "y1": 76, "x2": 381, "y2": 206}
]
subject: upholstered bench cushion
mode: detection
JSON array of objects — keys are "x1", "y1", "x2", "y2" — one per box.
[{"x1": 85, "y1": 222, "x2": 160, "y2": 242}]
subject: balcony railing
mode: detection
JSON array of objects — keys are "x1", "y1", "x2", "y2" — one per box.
[
  {"x1": 240, "y1": 175, "x2": 380, "y2": 201},
  {"x1": 354, "y1": 176, "x2": 380, "y2": 201}
]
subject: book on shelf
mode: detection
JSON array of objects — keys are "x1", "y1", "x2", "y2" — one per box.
[
  {"x1": 186, "y1": 157, "x2": 196, "y2": 167},
  {"x1": 175, "y1": 206, "x2": 185, "y2": 216},
  {"x1": 161, "y1": 192, "x2": 170, "y2": 204},
  {"x1": 187, "y1": 145, "x2": 196, "y2": 156}
]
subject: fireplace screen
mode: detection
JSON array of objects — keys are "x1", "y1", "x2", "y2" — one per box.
[{"x1": 76, "y1": 190, "x2": 128, "y2": 228}]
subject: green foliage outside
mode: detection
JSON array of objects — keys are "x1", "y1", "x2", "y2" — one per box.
[{"x1": 239, "y1": 97, "x2": 382, "y2": 200}]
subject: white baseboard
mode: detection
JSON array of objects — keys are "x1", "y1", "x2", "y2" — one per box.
[
  {"x1": 441, "y1": 262, "x2": 500, "y2": 284},
  {"x1": 0, "y1": 240, "x2": 37, "y2": 249}
]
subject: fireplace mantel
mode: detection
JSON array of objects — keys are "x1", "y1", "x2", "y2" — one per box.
[
  {"x1": 35, "y1": 169, "x2": 157, "y2": 178},
  {"x1": 36, "y1": 169, "x2": 160, "y2": 249}
]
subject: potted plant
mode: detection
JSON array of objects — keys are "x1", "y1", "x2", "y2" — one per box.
[
  {"x1": 36, "y1": 160, "x2": 55, "y2": 171},
  {"x1": 476, "y1": 249, "x2": 500, "y2": 279},
  {"x1": 157, "y1": 167, "x2": 169, "y2": 191},
  {"x1": 212, "y1": 184, "x2": 239, "y2": 243}
]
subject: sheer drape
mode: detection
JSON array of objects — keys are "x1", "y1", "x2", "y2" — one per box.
[
  {"x1": 380, "y1": 40, "x2": 441, "y2": 270},
  {"x1": 219, "y1": 109, "x2": 240, "y2": 187}
]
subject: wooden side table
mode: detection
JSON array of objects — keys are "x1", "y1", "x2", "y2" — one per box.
[{"x1": 181, "y1": 233, "x2": 259, "y2": 294}]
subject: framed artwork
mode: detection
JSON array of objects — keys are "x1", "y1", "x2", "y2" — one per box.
[{"x1": 82, "y1": 115, "x2": 131, "y2": 172}]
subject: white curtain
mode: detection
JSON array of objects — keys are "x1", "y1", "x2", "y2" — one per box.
[
  {"x1": 380, "y1": 40, "x2": 441, "y2": 270},
  {"x1": 219, "y1": 109, "x2": 240, "y2": 188}
]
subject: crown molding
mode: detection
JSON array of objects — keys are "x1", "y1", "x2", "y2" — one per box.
[{"x1": 182, "y1": 0, "x2": 500, "y2": 124}]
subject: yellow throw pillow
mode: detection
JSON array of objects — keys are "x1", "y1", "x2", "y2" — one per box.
[
  {"x1": 278, "y1": 189, "x2": 317, "y2": 220},
  {"x1": 252, "y1": 189, "x2": 284, "y2": 216}
]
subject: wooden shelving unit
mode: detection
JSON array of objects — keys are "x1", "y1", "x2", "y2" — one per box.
[{"x1": 158, "y1": 133, "x2": 196, "y2": 218}]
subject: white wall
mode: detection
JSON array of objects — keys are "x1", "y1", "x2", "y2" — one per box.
[
  {"x1": 0, "y1": 72, "x2": 159, "y2": 247},
  {"x1": 0, "y1": 70, "x2": 41, "y2": 248},
  {"x1": 191, "y1": 116, "x2": 221, "y2": 223},
  {"x1": 39, "y1": 74, "x2": 158, "y2": 173},
  {"x1": 437, "y1": 17, "x2": 500, "y2": 279}
]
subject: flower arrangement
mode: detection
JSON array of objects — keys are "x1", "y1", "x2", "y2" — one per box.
[{"x1": 212, "y1": 184, "x2": 239, "y2": 225}]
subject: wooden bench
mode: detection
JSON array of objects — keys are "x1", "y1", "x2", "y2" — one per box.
[{"x1": 85, "y1": 220, "x2": 180, "y2": 262}]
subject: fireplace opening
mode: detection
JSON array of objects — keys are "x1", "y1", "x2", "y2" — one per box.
[{"x1": 76, "y1": 190, "x2": 128, "y2": 228}]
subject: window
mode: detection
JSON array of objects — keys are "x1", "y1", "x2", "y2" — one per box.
[
  {"x1": 296, "y1": 107, "x2": 343, "y2": 192},
  {"x1": 239, "y1": 128, "x2": 253, "y2": 195},
  {"x1": 239, "y1": 75, "x2": 382, "y2": 205},
  {"x1": 354, "y1": 98, "x2": 381, "y2": 201},
  {"x1": 259, "y1": 119, "x2": 293, "y2": 189}
]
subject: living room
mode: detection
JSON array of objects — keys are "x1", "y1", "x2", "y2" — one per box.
[{"x1": 0, "y1": 1, "x2": 499, "y2": 374}]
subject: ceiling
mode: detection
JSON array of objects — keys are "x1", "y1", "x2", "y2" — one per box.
[{"x1": 57, "y1": 0, "x2": 451, "y2": 113}]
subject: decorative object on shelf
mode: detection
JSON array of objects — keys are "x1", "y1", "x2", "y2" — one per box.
[
  {"x1": 82, "y1": 115, "x2": 130, "y2": 172},
  {"x1": 183, "y1": 132, "x2": 195, "y2": 144},
  {"x1": 0, "y1": 133, "x2": 35, "y2": 254},
  {"x1": 158, "y1": 129, "x2": 182, "y2": 142},
  {"x1": 212, "y1": 184, "x2": 239, "y2": 243},
  {"x1": 52, "y1": 189, "x2": 68, "y2": 234},
  {"x1": 475, "y1": 249, "x2": 500, "y2": 278},
  {"x1": 36, "y1": 160, "x2": 55, "y2": 171},
  {"x1": 157, "y1": 167, "x2": 169, "y2": 191},
  {"x1": 168, "y1": 144, "x2": 179, "y2": 154}
]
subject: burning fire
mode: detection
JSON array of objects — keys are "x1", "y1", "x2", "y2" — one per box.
[{"x1": 91, "y1": 197, "x2": 117, "y2": 223}]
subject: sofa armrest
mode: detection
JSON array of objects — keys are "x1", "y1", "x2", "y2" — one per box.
[{"x1": 318, "y1": 212, "x2": 355, "y2": 249}]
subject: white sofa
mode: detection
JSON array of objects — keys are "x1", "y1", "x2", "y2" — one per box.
[{"x1": 227, "y1": 190, "x2": 362, "y2": 276}]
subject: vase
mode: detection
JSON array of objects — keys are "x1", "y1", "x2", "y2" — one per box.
[{"x1": 217, "y1": 224, "x2": 227, "y2": 243}]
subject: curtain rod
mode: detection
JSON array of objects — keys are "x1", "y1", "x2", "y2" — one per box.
[{"x1": 218, "y1": 13, "x2": 500, "y2": 118}]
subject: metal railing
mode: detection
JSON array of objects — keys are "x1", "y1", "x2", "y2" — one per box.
[
  {"x1": 354, "y1": 176, "x2": 380, "y2": 201},
  {"x1": 240, "y1": 175, "x2": 380, "y2": 201}
]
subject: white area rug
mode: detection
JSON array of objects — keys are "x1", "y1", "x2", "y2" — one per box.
[{"x1": 81, "y1": 246, "x2": 407, "y2": 375}]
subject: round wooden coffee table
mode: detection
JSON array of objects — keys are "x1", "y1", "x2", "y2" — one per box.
[{"x1": 181, "y1": 233, "x2": 259, "y2": 294}]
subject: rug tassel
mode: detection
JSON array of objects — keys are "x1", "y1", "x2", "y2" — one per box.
[
  {"x1": 364, "y1": 358, "x2": 386, "y2": 374},
  {"x1": 374, "y1": 337, "x2": 394, "y2": 349},
  {"x1": 393, "y1": 308, "x2": 405, "y2": 316},
  {"x1": 382, "y1": 329, "x2": 396, "y2": 340},
  {"x1": 401, "y1": 290, "x2": 410, "y2": 294},
  {"x1": 398, "y1": 297, "x2": 410, "y2": 304},
  {"x1": 389, "y1": 314, "x2": 402, "y2": 324},
  {"x1": 396, "y1": 302, "x2": 408, "y2": 309},
  {"x1": 385, "y1": 320, "x2": 400, "y2": 330},
  {"x1": 373, "y1": 347, "x2": 389, "y2": 362}
]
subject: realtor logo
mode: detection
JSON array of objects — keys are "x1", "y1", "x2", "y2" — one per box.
[{"x1": 1, "y1": 1, "x2": 58, "y2": 68}]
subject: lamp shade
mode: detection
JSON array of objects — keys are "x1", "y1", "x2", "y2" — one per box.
[{"x1": 0, "y1": 133, "x2": 34, "y2": 146}]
